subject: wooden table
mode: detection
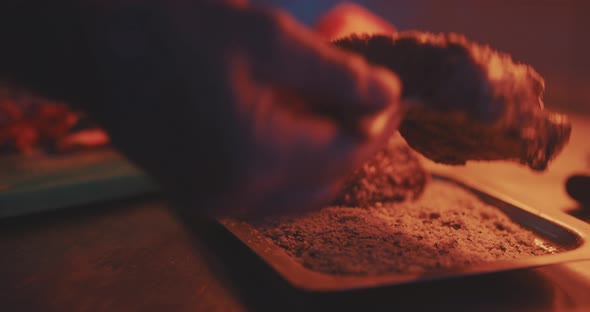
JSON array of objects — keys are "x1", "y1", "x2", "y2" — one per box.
[{"x1": 2, "y1": 114, "x2": 590, "y2": 312}]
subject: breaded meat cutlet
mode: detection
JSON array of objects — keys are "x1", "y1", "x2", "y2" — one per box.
[{"x1": 333, "y1": 32, "x2": 571, "y2": 170}]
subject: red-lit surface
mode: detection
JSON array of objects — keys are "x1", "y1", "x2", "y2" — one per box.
[
  {"x1": 2, "y1": 2, "x2": 590, "y2": 311},
  {"x1": 314, "y1": 3, "x2": 397, "y2": 40}
]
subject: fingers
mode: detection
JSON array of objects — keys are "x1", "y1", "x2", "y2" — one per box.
[
  {"x1": 222, "y1": 55, "x2": 402, "y2": 217},
  {"x1": 314, "y1": 3, "x2": 397, "y2": 41},
  {"x1": 228, "y1": 92, "x2": 403, "y2": 217},
  {"x1": 81, "y1": 3, "x2": 405, "y2": 218},
  {"x1": 223, "y1": 9, "x2": 405, "y2": 216},
  {"x1": 247, "y1": 10, "x2": 402, "y2": 123}
]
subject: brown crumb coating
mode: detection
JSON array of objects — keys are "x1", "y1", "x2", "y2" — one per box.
[
  {"x1": 333, "y1": 133, "x2": 428, "y2": 206},
  {"x1": 250, "y1": 180, "x2": 564, "y2": 276},
  {"x1": 333, "y1": 32, "x2": 571, "y2": 170}
]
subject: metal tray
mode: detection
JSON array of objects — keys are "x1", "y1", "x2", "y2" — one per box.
[{"x1": 220, "y1": 172, "x2": 590, "y2": 292}]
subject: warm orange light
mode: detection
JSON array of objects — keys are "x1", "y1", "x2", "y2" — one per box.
[
  {"x1": 0, "y1": 90, "x2": 111, "y2": 153},
  {"x1": 315, "y1": 3, "x2": 397, "y2": 41},
  {"x1": 58, "y1": 129, "x2": 110, "y2": 151}
]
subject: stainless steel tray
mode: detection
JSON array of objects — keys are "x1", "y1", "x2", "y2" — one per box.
[{"x1": 220, "y1": 172, "x2": 590, "y2": 292}]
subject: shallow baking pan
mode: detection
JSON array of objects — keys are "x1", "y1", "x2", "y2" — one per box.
[{"x1": 220, "y1": 172, "x2": 590, "y2": 292}]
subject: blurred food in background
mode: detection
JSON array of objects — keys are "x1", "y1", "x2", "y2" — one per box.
[{"x1": 0, "y1": 87, "x2": 109, "y2": 155}]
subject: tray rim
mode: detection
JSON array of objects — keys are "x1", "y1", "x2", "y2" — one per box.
[{"x1": 220, "y1": 170, "x2": 590, "y2": 292}]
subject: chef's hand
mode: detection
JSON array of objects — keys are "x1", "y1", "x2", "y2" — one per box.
[{"x1": 80, "y1": 1, "x2": 402, "y2": 217}]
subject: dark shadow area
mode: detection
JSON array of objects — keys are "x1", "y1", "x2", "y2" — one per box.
[
  {"x1": 179, "y1": 214, "x2": 306, "y2": 311},
  {"x1": 565, "y1": 205, "x2": 590, "y2": 223},
  {"x1": 0, "y1": 193, "x2": 159, "y2": 234}
]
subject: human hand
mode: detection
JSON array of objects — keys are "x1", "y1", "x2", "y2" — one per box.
[{"x1": 80, "y1": 1, "x2": 402, "y2": 217}]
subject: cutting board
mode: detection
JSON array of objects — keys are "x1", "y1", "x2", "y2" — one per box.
[{"x1": 0, "y1": 149, "x2": 159, "y2": 217}]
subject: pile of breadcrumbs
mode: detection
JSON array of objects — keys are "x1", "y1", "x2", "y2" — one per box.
[{"x1": 251, "y1": 179, "x2": 562, "y2": 276}]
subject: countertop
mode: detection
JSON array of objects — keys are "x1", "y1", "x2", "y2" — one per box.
[{"x1": 1, "y1": 114, "x2": 590, "y2": 312}]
